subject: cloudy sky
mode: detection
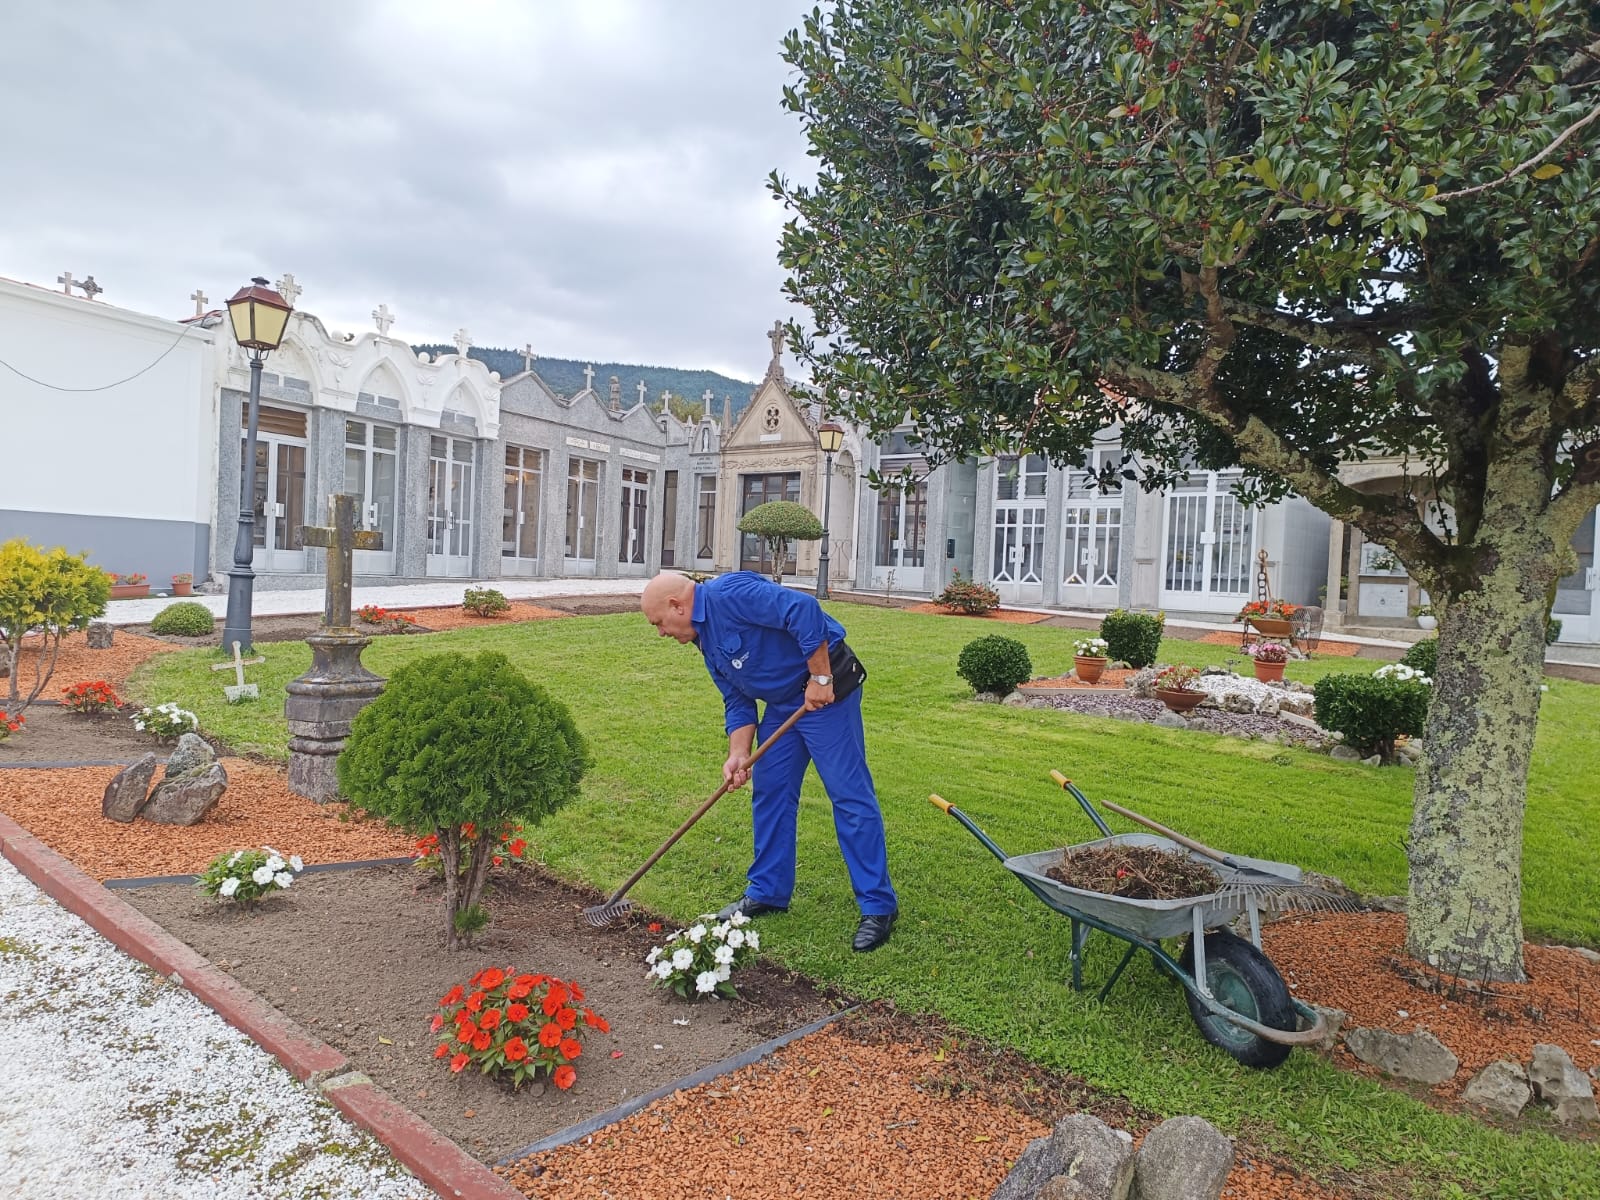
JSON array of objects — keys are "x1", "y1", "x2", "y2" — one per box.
[{"x1": 3, "y1": 1, "x2": 820, "y2": 381}]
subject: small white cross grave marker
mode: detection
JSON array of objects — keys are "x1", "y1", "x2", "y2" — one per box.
[{"x1": 212, "y1": 640, "x2": 266, "y2": 702}]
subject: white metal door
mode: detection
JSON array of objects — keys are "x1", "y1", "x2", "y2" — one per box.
[
  {"x1": 618, "y1": 467, "x2": 650, "y2": 575},
  {"x1": 426, "y1": 435, "x2": 475, "y2": 577},
  {"x1": 346, "y1": 420, "x2": 397, "y2": 576},
  {"x1": 501, "y1": 445, "x2": 543, "y2": 577},
  {"x1": 565, "y1": 457, "x2": 600, "y2": 576},
  {"x1": 990, "y1": 454, "x2": 1046, "y2": 604},
  {"x1": 1060, "y1": 449, "x2": 1122, "y2": 609},
  {"x1": 870, "y1": 478, "x2": 928, "y2": 592},
  {"x1": 1159, "y1": 470, "x2": 1256, "y2": 612},
  {"x1": 1553, "y1": 506, "x2": 1598, "y2": 644},
  {"x1": 246, "y1": 436, "x2": 308, "y2": 573}
]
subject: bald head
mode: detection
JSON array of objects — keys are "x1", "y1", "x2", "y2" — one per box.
[{"x1": 642, "y1": 572, "x2": 697, "y2": 643}]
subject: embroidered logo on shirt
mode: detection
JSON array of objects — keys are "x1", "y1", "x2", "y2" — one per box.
[{"x1": 730, "y1": 652, "x2": 749, "y2": 670}]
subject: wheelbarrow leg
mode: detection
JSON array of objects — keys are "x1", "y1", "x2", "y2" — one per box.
[
  {"x1": 1097, "y1": 943, "x2": 1140, "y2": 1002},
  {"x1": 1069, "y1": 918, "x2": 1091, "y2": 991}
]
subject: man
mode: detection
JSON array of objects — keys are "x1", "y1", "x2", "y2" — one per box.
[{"x1": 639, "y1": 570, "x2": 898, "y2": 951}]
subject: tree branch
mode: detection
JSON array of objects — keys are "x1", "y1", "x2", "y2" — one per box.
[
  {"x1": 1547, "y1": 439, "x2": 1600, "y2": 537},
  {"x1": 1218, "y1": 298, "x2": 1393, "y2": 358},
  {"x1": 1432, "y1": 102, "x2": 1600, "y2": 202}
]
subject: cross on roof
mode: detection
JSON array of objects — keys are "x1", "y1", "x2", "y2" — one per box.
[
  {"x1": 300, "y1": 494, "x2": 383, "y2": 630},
  {"x1": 453, "y1": 328, "x2": 472, "y2": 356},
  {"x1": 57, "y1": 271, "x2": 74, "y2": 294},
  {"x1": 79, "y1": 276, "x2": 103, "y2": 301},
  {"x1": 583, "y1": 364, "x2": 595, "y2": 391},
  {"x1": 768, "y1": 319, "x2": 786, "y2": 363},
  {"x1": 275, "y1": 273, "x2": 302, "y2": 305},
  {"x1": 521, "y1": 343, "x2": 536, "y2": 373},
  {"x1": 191, "y1": 289, "x2": 208, "y2": 316},
  {"x1": 637, "y1": 380, "x2": 648, "y2": 405},
  {"x1": 372, "y1": 303, "x2": 394, "y2": 335}
]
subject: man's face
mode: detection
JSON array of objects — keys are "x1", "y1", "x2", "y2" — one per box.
[{"x1": 644, "y1": 593, "x2": 696, "y2": 643}]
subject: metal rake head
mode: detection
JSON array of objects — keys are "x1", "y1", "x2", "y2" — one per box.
[
  {"x1": 581, "y1": 897, "x2": 635, "y2": 928},
  {"x1": 1215, "y1": 879, "x2": 1362, "y2": 915}
]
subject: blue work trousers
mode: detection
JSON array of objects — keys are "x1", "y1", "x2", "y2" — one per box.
[{"x1": 746, "y1": 687, "x2": 897, "y2": 916}]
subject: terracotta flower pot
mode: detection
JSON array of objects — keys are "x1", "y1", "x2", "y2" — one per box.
[
  {"x1": 1249, "y1": 617, "x2": 1294, "y2": 637},
  {"x1": 1252, "y1": 660, "x2": 1287, "y2": 683},
  {"x1": 109, "y1": 584, "x2": 150, "y2": 600},
  {"x1": 1154, "y1": 687, "x2": 1206, "y2": 714},
  {"x1": 1074, "y1": 655, "x2": 1108, "y2": 684},
  {"x1": 171, "y1": 582, "x2": 193, "y2": 597}
]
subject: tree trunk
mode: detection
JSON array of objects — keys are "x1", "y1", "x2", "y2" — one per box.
[
  {"x1": 1404, "y1": 515, "x2": 1556, "y2": 983},
  {"x1": 440, "y1": 826, "x2": 462, "y2": 951}
]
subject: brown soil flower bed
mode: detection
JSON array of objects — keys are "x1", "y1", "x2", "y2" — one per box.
[
  {"x1": 391, "y1": 602, "x2": 573, "y2": 632},
  {"x1": 904, "y1": 602, "x2": 1051, "y2": 625},
  {"x1": 1021, "y1": 667, "x2": 1138, "y2": 690},
  {"x1": 1264, "y1": 911, "x2": 1600, "y2": 1097},
  {"x1": 3, "y1": 627, "x2": 179, "y2": 696},
  {"x1": 1193, "y1": 630, "x2": 1363, "y2": 657},
  {"x1": 0, "y1": 760, "x2": 413, "y2": 878},
  {"x1": 0, "y1": 702, "x2": 159, "y2": 764},
  {"x1": 121, "y1": 862, "x2": 847, "y2": 1163},
  {"x1": 1047, "y1": 844, "x2": 1221, "y2": 901}
]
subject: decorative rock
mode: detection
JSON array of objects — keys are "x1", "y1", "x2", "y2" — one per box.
[
  {"x1": 101, "y1": 754, "x2": 159, "y2": 822},
  {"x1": 1278, "y1": 694, "x2": 1315, "y2": 717},
  {"x1": 1043, "y1": 1113, "x2": 1135, "y2": 1200},
  {"x1": 86, "y1": 620, "x2": 115, "y2": 649},
  {"x1": 1361, "y1": 754, "x2": 1384, "y2": 767},
  {"x1": 1257, "y1": 696, "x2": 1280, "y2": 718},
  {"x1": 992, "y1": 1137, "x2": 1065, "y2": 1200},
  {"x1": 1567, "y1": 946, "x2": 1600, "y2": 965},
  {"x1": 1025, "y1": 698, "x2": 1055, "y2": 709},
  {"x1": 1462, "y1": 1060, "x2": 1533, "y2": 1117},
  {"x1": 1329, "y1": 745, "x2": 1363, "y2": 762},
  {"x1": 1344, "y1": 1027, "x2": 1459, "y2": 1085},
  {"x1": 1528, "y1": 1043, "x2": 1599, "y2": 1123},
  {"x1": 1154, "y1": 711, "x2": 1187, "y2": 730},
  {"x1": 1187, "y1": 717, "x2": 1219, "y2": 733},
  {"x1": 1003, "y1": 691, "x2": 1029, "y2": 707},
  {"x1": 1108, "y1": 708, "x2": 1142, "y2": 722},
  {"x1": 1365, "y1": 894, "x2": 1408, "y2": 913},
  {"x1": 973, "y1": 692, "x2": 1001, "y2": 704},
  {"x1": 1309, "y1": 1005, "x2": 1348, "y2": 1052},
  {"x1": 142, "y1": 762, "x2": 228, "y2": 824},
  {"x1": 1132, "y1": 1115, "x2": 1232, "y2": 1200},
  {"x1": 1221, "y1": 692, "x2": 1254, "y2": 714},
  {"x1": 1397, "y1": 740, "x2": 1425, "y2": 763},
  {"x1": 1128, "y1": 668, "x2": 1158, "y2": 699},
  {"x1": 1200, "y1": 665, "x2": 1232, "y2": 677},
  {"x1": 162, "y1": 732, "x2": 215, "y2": 778}
]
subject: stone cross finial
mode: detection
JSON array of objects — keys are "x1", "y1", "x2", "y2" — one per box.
[
  {"x1": 583, "y1": 364, "x2": 595, "y2": 391},
  {"x1": 662, "y1": 388, "x2": 672, "y2": 415},
  {"x1": 521, "y1": 343, "x2": 536, "y2": 373},
  {"x1": 191, "y1": 289, "x2": 208, "y2": 316},
  {"x1": 372, "y1": 303, "x2": 394, "y2": 335},
  {"x1": 609, "y1": 376, "x2": 621, "y2": 411},
  {"x1": 57, "y1": 271, "x2": 75, "y2": 294},
  {"x1": 453, "y1": 328, "x2": 471, "y2": 356},
  {"x1": 299, "y1": 494, "x2": 383, "y2": 630},
  {"x1": 275, "y1": 273, "x2": 302, "y2": 305},
  {"x1": 702, "y1": 388, "x2": 714, "y2": 417},
  {"x1": 79, "y1": 275, "x2": 103, "y2": 300},
  {"x1": 637, "y1": 380, "x2": 648, "y2": 405},
  {"x1": 768, "y1": 319, "x2": 786, "y2": 366}
]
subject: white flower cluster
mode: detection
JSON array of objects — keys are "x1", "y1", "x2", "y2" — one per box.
[
  {"x1": 1374, "y1": 663, "x2": 1433, "y2": 686},
  {"x1": 645, "y1": 910, "x2": 760, "y2": 999},
  {"x1": 131, "y1": 702, "x2": 199, "y2": 740},
  {"x1": 200, "y1": 845, "x2": 305, "y2": 906},
  {"x1": 1074, "y1": 637, "x2": 1110, "y2": 658}
]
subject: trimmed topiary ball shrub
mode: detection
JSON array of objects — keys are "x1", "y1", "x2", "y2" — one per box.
[
  {"x1": 957, "y1": 635, "x2": 1032, "y2": 695},
  {"x1": 933, "y1": 569, "x2": 1000, "y2": 615},
  {"x1": 150, "y1": 601, "x2": 215, "y2": 637},
  {"x1": 338, "y1": 651, "x2": 591, "y2": 948},
  {"x1": 1401, "y1": 638, "x2": 1437, "y2": 677},
  {"x1": 1313, "y1": 666, "x2": 1431, "y2": 763},
  {"x1": 1099, "y1": 609, "x2": 1165, "y2": 668}
]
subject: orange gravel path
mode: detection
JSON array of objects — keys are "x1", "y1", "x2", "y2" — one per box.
[{"x1": 5, "y1": 627, "x2": 180, "y2": 698}]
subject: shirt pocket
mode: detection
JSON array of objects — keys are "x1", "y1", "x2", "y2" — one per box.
[{"x1": 719, "y1": 635, "x2": 751, "y2": 674}]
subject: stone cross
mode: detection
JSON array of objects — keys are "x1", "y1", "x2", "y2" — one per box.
[
  {"x1": 275, "y1": 273, "x2": 302, "y2": 304},
  {"x1": 372, "y1": 303, "x2": 394, "y2": 335},
  {"x1": 57, "y1": 271, "x2": 75, "y2": 294},
  {"x1": 583, "y1": 364, "x2": 595, "y2": 391},
  {"x1": 453, "y1": 328, "x2": 471, "y2": 356},
  {"x1": 211, "y1": 640, "x2": 266, "y2": 701},
  {"x1": 768, "y1": 319, "x2": 786, "y2": 365},
  {"x1": 521, "y1": 343, "x2": 536, "y2": 372},
  {"x1": 191, "y1": 289, "x2": 208, "y2": 316},
  {"x1": 637, "y1": 380, "x2": 648, "y2": 405},
  {"x1": 299, "y1": 494, "x2": 383, "y2": 631},
  {"x1": 79, "y1": 275, "x2": 103, "y2": 300},
  {"x1": 702, "y1": 388, "x2": 714, "y2": 417}
]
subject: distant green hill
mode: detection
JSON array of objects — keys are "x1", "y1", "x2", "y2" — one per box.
[{"x1": 413, "y1": 345, "x2": 759, "y2": 419}]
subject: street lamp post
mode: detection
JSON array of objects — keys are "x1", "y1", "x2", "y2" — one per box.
[
  {"x1": 221, "y1": 278, "x2": 294, "y2": 653},
  {"x1": 815, "y1": 421, "x2": 844, "y2": 600}
]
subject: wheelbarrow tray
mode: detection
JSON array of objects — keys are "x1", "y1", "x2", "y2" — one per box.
[{"x1": 1004, "y1": 832, "x2": 1305, "y2": 941}]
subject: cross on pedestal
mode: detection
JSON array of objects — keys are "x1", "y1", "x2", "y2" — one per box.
[
  {"x1": 58, "y1": 271, "x2": 75, "y2": 294},
  {"x1": 521, "y1": 343, "x2": 535, "y2": 373},
  {"x1": 299, "y1": 494, "x2": 383, "y2": 630},
  {"x1": 373, "y1": 303, "x2": 394, "y2": 335},
  {"x1": 211, "y1": 640, "x2": 266, "y2": 701},
  {"x1": 191, "y1": 289, "x2": 208, "y2": 316},
  {"x1": 701, "y1": 388, "x2": 714, "y2": 416},
  {"x1": 276, "y1": 273, "x2": 302, "y2": 304}
]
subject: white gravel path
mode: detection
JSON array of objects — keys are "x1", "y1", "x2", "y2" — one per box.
[{"x1": 0, "y1": 855, "x2": 436, "y2": 1200}]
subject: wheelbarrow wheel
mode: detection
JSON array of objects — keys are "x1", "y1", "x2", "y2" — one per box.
[{"x1": 1179, "y1": 929, "x2": 1294, "y2": 1069}]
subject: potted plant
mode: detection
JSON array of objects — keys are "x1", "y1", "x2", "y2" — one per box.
[
  {"x1": 1241, "y1": 641, "x2": 1290, "y2": 683},
  {"x1": 1072, "y1": 636, "x2": 1110, "y2": 684},
  {"x1": 108, "y1": 572, "x2": 149, "y2": 600},
  {"x1": 171, "y1": 572, "x2": 194, "y2": 597},
  {"x1": 1411, "y1": 603, "x2": 1437, "y2": 631},
  {"x1": 1235, "y1": 598, "x2": 1299, "y2": 637},
  {"x1": 1152, "y1": 664, "x2": 1206, "y2": 713}
]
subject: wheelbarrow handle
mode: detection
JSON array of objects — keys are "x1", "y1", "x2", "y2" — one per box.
[
  {"x1": 928, "y1": 794, "x2": 1011, "y2": 864},
  {"x1": 1049, "y1": 770, "x2": 1114, "y2": 838}
]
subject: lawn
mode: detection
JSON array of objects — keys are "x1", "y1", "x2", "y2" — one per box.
[{"x1": 134, "y1": 605, "x2": 1600, "y2": 1199}]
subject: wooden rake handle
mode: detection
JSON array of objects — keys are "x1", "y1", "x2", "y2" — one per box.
[
  {"x1": 598, "y1": 704, "x2": 809, "y2": 908},
  {"x1": 1097, "y1": 798, "x2": 1234, "y2": 867}
]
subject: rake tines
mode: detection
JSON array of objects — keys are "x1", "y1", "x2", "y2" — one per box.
[
  {"x1": 1214, "y1": 878, "x2": 1362, "y2": 915},
  {"x1": 582, "y1": 897, "x2": 636, "y2": 928}
]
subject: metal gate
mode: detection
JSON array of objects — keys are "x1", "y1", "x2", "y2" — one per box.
[
  {"x1": 1159, "y1": 470, "x2": 1255, "y2": 612},
  {"x1": 991, "y1": 454, "x2": 1047, "y2": 604}
]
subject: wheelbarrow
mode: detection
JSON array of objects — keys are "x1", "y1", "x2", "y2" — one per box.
[{"x1": 929, "y1": 772, "x2": 1326, "y2": 1068}]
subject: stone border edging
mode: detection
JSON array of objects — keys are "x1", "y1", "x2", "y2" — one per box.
[
  {"x1": 497, "y1": 1003, "x2": 860, "y2": 1165},
  {"x1": 0, "y1": 812, "x2": 524, "y2": 1200},
  {"x1": 103, "y1": 856, "x2": 417, "y2": 889}
]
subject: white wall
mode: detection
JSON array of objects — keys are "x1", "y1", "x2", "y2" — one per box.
[{"x1": 0, "y1": 278, "x2": 216, "y2": 523}]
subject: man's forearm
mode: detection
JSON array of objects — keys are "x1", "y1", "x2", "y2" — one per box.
[
  {"x1": 806, "y1": 640, "x2": 830, "y2": 679},
  {"x1": 729, "y1": 724, "x2": 756, "y2": 759}
]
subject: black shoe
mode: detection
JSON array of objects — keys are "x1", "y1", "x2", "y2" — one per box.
[
  {"x1": 852, "y1": 911, "x2": 898, "y2": 952},
  {"x1": 716, "y1": 895, "x2": 788, "y2": 921}
]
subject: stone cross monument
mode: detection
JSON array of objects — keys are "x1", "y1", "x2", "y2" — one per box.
[
  {"x1": 372, "y1": 303, "x2": 394, "y2": 335},
  {"x1": 284, "y1": 494, "x2": 386, "y2": 803}
]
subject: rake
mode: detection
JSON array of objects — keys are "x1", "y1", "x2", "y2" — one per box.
[{"x1": 582, "y1": 705, "x2": 808, "y2": 928}]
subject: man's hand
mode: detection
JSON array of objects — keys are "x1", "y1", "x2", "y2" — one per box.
[
  {"x1": 723, "y1": 752, "x2": 751, "y2": 790},
  {"x1": 803, "y1": 679, "x2": 835, "y2": 712}
]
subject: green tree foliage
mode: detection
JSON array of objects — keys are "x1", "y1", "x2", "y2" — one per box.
[
  {"x1": 338, "y1": 652, "x2": 590, "y2": 949},
  {"x1": 956, "y1": 634, "x2": 1033, "y2": 695},
  {"x1": 149, "y1": 601, "x2": 215, "y2": 637},
  {"x1": 737, "y1": 500, "x2": 824, "y2": 583},
  {"x1": 1099, "y1": 609, "x2": 1166, "y2": 668},
  {"x1": 773, "y1": 0, "x2": 1600, "y2": 981},
  {"x1": 0, "y1": 539, "x2": 110, "y2": 714},
  {"x1": 1402, "y1": 638, "x2": 1439, "y2": 677}
]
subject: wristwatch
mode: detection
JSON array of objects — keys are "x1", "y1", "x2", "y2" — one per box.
[{"x1": 809, "y1": 673, "x2": 833, "y2": 687}]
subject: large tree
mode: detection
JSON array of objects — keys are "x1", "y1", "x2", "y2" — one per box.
[{"x1": 774, "y1": 0, "x2": 1600, "y2": 980}]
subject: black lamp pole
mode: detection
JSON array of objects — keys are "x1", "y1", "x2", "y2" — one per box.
[
  {"x1": 816, "y1": 449, "x2": 836, "y2": 600},
  {"x1": 221, "y1": 351, "x2": 265, "y2": 652}
]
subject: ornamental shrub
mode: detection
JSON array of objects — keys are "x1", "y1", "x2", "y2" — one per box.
[
  {"x1": 0, "y1": 538, "x2": 110, "y2": 715},
  {"x1": 1099, "y1": 609, "x2": 1164, "y2": 667},
  {"x1": 1546, "y1": 618, "x2": 1563, "y2": 646},
  {"x1": 957, "y1": 635, "x2": 1032, "y2": 695},
  {"x1": 462, "y1": 587, "x2": 510, "y2": 617},
  {"x1": 646, "y1": 909, "x2": 762, "y2": 1000},
  {"x1": 736, "y1": 501, "x2": 823, "y2": 583},
  {"x1": 338, "y1": 651, "x2": 591, "y2": 949},
  {"x1": 1401, "y1": 638, "x2": 1438, "y2": 677},
  {"x1": 62, "y1": 680, "x2": 121, "y2": 714},
  {"x1": 933, "y1": 569, "x2": 1000, "y2": 615},
  {"x1": 432, "y1": 967, "x2": 608, "y2": 1091},
  {"x1": 1313, "y1": 670, "x2": 1431, "y2": 764},
  {"x1": 131, "y1": 702, "x2": 199, "y2": 742},
  {"x1": 150, "y1": 601, "x2": 215, "y2": 637}
]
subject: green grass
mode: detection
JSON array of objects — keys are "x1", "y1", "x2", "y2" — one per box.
[{"x1": 132, "y1": 607, "x2": 1600, "y2": 1198}]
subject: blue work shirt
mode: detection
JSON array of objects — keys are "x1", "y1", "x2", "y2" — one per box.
[{"x1": 691, "y1": 571, "x2": 847, "y2": 734}]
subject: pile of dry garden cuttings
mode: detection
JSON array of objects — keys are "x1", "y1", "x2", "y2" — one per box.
[{"x1": 1046, "y1": 844, "x2": 1220, "y2": 901}]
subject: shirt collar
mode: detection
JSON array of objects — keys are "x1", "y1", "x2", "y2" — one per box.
[{"x1": 690, "y1": 581, "x2": 708, "y2": 631}]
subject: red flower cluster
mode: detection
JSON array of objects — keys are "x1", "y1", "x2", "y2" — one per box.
[
  {"x1": 412, "y1": 825, "x2": 528, "y2": 872},
  {"x1": 0, "y1": 710, "x2": 23, "y2": 739},
  {"x1": 1234, "y1": 599, "x2": 1300, "y2": 623},
  {"x1": 356, "y1": 604, "x2": 418, "y2": 631},
  {"x1": 62, "y1": 680, "x2": 121, "y2": 715},
  {"x1": 431, "y1": 967, "x2": 609, "y2": 1090},
  {"x1": 109, "y1": 572, "x2": 148, "y2": 586}
]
